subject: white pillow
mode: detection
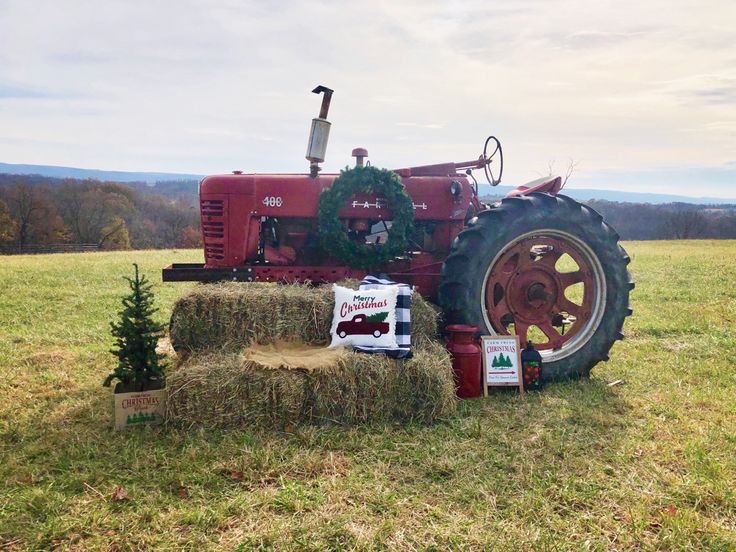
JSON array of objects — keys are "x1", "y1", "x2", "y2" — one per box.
[{"x1": 329, "y1": 285, "x2": 399, "y2": 349}]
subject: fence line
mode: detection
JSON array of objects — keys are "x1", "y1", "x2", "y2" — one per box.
[{"x1": 0, "y1": 244, "x2": 100, "y2": 255}]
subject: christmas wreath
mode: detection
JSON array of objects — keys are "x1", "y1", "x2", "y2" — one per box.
[{"x1": 317, "y1": 165, "x2": 415, "y2": 269}]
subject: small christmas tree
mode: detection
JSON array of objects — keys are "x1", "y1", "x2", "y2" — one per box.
[
  {"x1": 104, "y1": 263, "x2": 166, "y2": 391},
  {"x1": 365, "y1": 311, "x2": 389, "y2": 323}
]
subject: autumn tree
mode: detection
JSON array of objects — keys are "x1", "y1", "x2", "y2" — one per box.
[
  {"x1": 155, "y1": 199, "x2": 194, "y2": 246},
  {"x1": 54, "y1": 182, "x2": 132, "y2": 245},
  {"x1": 128, "y1": 194, "x2": 198, "y2": 248},
  {"x1": 100, "y1": 217, "x2": 131, "y2": 250},
  {"x1": 3, "y1": 182, "x2": 69, "y2": 250},
  {"x1": 6, "y1": 182, "x2": 41, "y2": 249},
  {"x1": 0, "y1": 199, "x2": 15, "y2": 243},
  {"x1": 178, "y1": 226, "x2": 203, "y2": 248}
]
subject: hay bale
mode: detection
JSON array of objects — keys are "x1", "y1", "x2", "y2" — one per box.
[
  {"x1": 169, "y1": 282, "x2": 334, "y2": 352},
  {"x1": 169, "y1": 281, "x2": 440, "y2": 353},
  {"x1": 308, "y1": 341, "x2": 456, "y2": 424},
  {"x1": 410, "y1": 296, "x2": 443, "y2": 348},
  {"x1": 166, "y1": 342, "x2": 456, "y2": 427},
  {"x1": 165, "y1": 351, "x2": 311, "y2": 427}
]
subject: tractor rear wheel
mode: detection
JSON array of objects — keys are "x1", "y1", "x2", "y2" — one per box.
[{"x1": 438, "y1": 193, "x2": 633, "y2": 381}]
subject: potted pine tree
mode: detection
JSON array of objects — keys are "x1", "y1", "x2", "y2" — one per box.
[{"x1": 104, "y1": 263, "x2": 167, "y2": 429}]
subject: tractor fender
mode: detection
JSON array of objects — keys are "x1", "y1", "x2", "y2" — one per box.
[{"x1": 504, "y1": 176, "x2": 562, "y2": 198}]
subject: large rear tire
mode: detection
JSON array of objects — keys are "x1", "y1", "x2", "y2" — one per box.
[{"x1": 438, "y1": 193, "x2": 633, "y2": 381}]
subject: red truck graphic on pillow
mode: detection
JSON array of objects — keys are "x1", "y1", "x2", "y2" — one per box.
[{"x1": 336, "y1": 312, "x2": 390, "y2": 338}]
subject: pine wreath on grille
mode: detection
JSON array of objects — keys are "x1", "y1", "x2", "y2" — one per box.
[{"x1": 317, "y1": 166, "x2": 415, "y2": 269}]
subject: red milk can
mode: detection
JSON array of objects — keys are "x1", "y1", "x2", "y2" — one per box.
[{"x1": 445, "y1": 324, "x2": 482, "y2": 399}]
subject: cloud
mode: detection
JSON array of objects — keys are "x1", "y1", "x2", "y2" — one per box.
[
  {"x1": 0, "y1": 83, "x2": 56, "y2": 99},
  {"x1": 562, "y1": 30, "x2": 651, "y2": 49},
  {"x1": 658, "y1": 73, "x2": 736, "y2": 106},
  {"x1": 49, "y1": 51, "x2": 115, "y2": 64},
  {"x1": 694, "y1": 88, "x2": 736, "y2": 105},
  {"x1": 0, "y1": 0, "x2": 733, "y2": 195},
  {"x1": 396, "y1": 122, "x2": 444, "y2": 129}
]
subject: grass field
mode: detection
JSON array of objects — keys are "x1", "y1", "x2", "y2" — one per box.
[{"x1": 1, "y1": 242, "x2": 735, "y2": 550}]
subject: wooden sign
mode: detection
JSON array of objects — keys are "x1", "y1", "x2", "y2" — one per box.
[
  {"x1": 114, "y1": 389, "x2": 166, "y2": 430},
  {"x1": 481, "y1": 335, "x2": 523, "y2": 395}
]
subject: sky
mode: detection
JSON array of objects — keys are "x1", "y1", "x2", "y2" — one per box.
[{"x1": 1, "y1": 0, "x2": 735, "y2": 198}]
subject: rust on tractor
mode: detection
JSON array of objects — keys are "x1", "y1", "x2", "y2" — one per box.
[{"x1": 484, "y1": 236, "x2": 596, "y2": 352}]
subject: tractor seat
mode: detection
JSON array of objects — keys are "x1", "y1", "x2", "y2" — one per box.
[{"x1": 504, "y1": 176, "x2": 562, "y2": 198}]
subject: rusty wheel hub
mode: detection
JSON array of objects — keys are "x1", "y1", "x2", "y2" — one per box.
[{"x1": 484, "y1": 233, "x2": 603, "y2": 356}]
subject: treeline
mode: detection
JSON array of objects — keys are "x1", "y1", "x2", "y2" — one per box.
[
  {"x1": 2, "y1": 173, "x2": 735, "y2": 253},
  {"x1": 584, "y1": 200, "x2": 736, "y2": 240},
  {"x1": 0, "y1": 174, "x2": 201, "y2": 252},
  {"x1": 481, "y1": 194, "x2": 736, "y2": 240}
]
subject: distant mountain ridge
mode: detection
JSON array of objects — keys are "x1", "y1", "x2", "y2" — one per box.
[
  {"x1": 0, "y1": 162, "x2": 203, "y2": 183},
  {"x1": 1, "y1": 162, "x2": 734, "y2": 205},
  {"x1": 477, "y1": 184, "x2": 736, "y2": 205}
]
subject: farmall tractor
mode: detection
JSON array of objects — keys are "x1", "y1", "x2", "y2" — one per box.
[{"x1": 164, "y1": 86, "x2": 633, "y2": 380}]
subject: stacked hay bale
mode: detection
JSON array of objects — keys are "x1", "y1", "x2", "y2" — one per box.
[{"x1": 166, "y1": 282, "x2": 456, "y2": 427}]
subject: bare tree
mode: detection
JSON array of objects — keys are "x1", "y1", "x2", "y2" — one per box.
[
  {"x1": 658, "y1": 210, "x2": 708, "y2": 239},
  {"x1": 542, "y1": 159, "x2": 579, "y2": 188},
  {"x1": 2, "y1": 182, "x2": 70, "y2": 250},
  {"x1": 6, "y1": 183, "x2": 46, "y2": 250},
  {"x1": 562, "y1": 159, "x2": 579, "y2": 187}
]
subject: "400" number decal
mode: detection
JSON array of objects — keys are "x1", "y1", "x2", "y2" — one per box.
[{"x1": 262, "y1": 196, "x2": 283, "y2": 208}]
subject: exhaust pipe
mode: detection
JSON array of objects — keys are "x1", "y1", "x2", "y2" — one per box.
[{"x1": 306, "y1": 85, "x2": 333, "y2": 177}]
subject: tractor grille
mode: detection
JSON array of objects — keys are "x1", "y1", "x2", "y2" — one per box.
[
  {"x1": 202, "y1": 221, "x2": 224, "y2": 239},
  {"x1": 205, "y1": 243, "x2": 225, "y2": 260},
  {"x1": 200, "y1": 197, "x2": 226, "y2": 263},
  {"x1": 201, "y1": 199, "x2": 224, "y2": 216}
]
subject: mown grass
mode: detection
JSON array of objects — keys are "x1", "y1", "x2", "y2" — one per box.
[{"x1": 1, "y1": 242, "x2": 735, "y2": 550}]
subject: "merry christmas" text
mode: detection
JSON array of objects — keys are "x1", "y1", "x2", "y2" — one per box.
[{"x1": 340, "y1": 298, "x2": 389, "y2": 318}]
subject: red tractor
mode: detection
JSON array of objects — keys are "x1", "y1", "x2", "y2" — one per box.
[{"x1": 164, "y1": 85, "x2": 633, "y2": 380}]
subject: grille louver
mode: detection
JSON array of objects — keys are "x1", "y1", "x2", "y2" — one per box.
[{"x1": 200, "y1": 198, "x2": 226, "y2": 262}]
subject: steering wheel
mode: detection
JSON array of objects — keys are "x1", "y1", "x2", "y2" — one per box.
[{"x1": 483, "y1": 135, "x2": 503, "y2": 186}]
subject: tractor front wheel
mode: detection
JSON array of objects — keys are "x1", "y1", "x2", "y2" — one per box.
[{"x1": 438, "y1": 193, "x2": 633, "y2": 381}]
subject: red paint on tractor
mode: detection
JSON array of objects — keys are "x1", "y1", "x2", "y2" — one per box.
[
  {"x1": 190, "y1": 165, "x2": 559, "y2": 298},
  {"x1": 195, "y1": 167, "x2": 481, "y2": 298}
]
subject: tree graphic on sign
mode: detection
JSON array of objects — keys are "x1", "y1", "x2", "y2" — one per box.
[
  {"x1": 491, "y1": 353, "x2": 514, "y2": 368},
  {"x1": 365, "y1": 312, "x2": 389, "y2": 323},
  {"x1": 126, "y1": 412, "x2": 156, "y2": 425}
]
